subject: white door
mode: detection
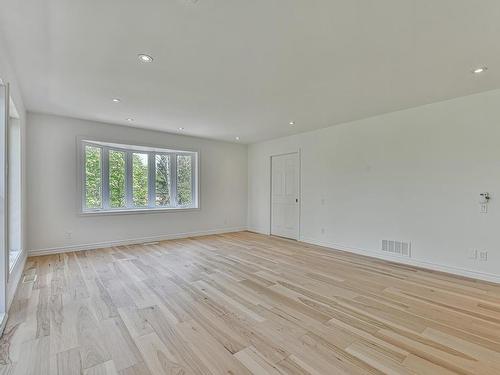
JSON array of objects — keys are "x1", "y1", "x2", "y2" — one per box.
[{"x1": 271, "y1": 153, "x2": 299, "y2": 240}]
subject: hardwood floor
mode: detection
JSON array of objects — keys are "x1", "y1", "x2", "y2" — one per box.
[{"x1": 2, "y1": 231, "x2": 500, "y2": 374}]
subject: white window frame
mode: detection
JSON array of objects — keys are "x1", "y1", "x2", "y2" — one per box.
[{"x1": 78, "y1": 139, "x2": 199, "y2": 214}]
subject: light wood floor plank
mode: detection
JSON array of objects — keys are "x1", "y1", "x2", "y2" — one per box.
[{"x1": 2, "y1": 231, "x2": 500, "y2": 374}]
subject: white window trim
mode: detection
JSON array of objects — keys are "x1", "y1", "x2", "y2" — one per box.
[{"x1": 78, "y1": 138, "x2": 200, "y2": 215}]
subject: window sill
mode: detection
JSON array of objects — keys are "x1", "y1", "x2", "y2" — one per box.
[{"x1": 80, "y1": 206, "x2": 200, "y2": 216}]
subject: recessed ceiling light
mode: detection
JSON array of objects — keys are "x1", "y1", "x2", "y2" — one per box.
[
  {"x1": 126, "y1": 118, "x2": 134, "y2": 122},
  {"x1": 112, "y1": 98, "x2": 121, "y2": 103},
  {"x1": 289, "y1": 121, "x2": 295, "y2": 126},
  {"x1": 138, "y1": 54, "x2": 154, "y2": 63},
  {"x1": 473, "y1": 67, "x2": 487, "y2": 74},
  {"x1": 178, "y1": 127, "x2": 185, "y2": 131},
  {"x1": 235, "y1": 136, "x2": 240, "y2": 141}
]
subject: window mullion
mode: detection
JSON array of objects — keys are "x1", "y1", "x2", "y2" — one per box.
[
  {"x1": 125, "y1": 151, "x2": 133, "y2": 208},
  {"x1": 170, "y1": 153, "x2": 177, "y2": 207},
  {"x1": 148, "y1": 152, "x2": 155, "y2": 208},
  {"x1": 102, "y1": 147, "x2": 110, "y2": 209}
]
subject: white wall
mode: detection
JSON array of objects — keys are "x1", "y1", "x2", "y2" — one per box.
[
  {"x1": 27, "y1": 113, "x2": 248, "y2": 253},
  {"x1": 0, "y1": 34, "x2": 28, "y2": 311},
  {"x1": 248, "y1": 89, "x2": 500, "y2": 282}
]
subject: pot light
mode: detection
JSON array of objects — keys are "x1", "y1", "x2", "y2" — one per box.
[
  {"x1": 178, "y1": 127, "x2": 185, "y2": 131},
  {"x1": 473, "y1": 67, "x2": 487, "y2": 74},
  {"x1": 126, "y1": 118, "x2": 134, "y2": 122},
  {"x1": 112, "y1": 98, "x2": 121, "y2": 103},
  {"x1": 138, "y1": 54, "x2": 154, "y2": 63},
  {"x1": 235, "y1": 136, "x2": 240, "y2": 141},
  {"x1": 289, "y1": 121, "x2": 295, "y2": 126}
]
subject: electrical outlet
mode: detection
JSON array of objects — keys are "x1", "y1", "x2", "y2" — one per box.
[
  {"x1": 479, "y1": 251, "x2": 488, "y2": 261},
  {"x1": 480, "y1": 204, "x2": 488, "y2": 213},
  {"x1": 468, "y1": 250, "x2": 477, "y2": 260},
  {"x1": 321, "y1": 228, "x2": 325, "y2": 235},
  {"x1": 64, "y1": 231, "x2": 72, "y2": 239}
]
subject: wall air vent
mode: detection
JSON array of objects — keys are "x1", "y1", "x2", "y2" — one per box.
[{"x1": 381, "y1": 240, "x2": 411, "y2": 258}]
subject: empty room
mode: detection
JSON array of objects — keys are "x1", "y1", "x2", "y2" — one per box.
[{"x1": 1, "y1": 1, "x2": 500, "y2": 374}]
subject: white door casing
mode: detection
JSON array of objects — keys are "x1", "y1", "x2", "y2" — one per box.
[
  {"x1": 271, "y1": 152, "x2": 299, "y2": 240},
  {"x1": 0, "y1": 82, "x2": 8, "y2": 316}
]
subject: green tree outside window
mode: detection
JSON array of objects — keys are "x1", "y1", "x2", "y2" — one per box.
[
  {"x1": 133, "y1": 153, "x2": 148, "y2": 206},
  {"x1": 155, "y1": 154, "x2": 171, "y2": 206},
  {"x1": 177, "y1": 155, "x2": 192, "y2": 205},
  {"x1": 109, "y1": 150, "x2": 126, "y2": 208},
  {"x1": 85, "y1": 146, "x2": 101, "y2": 208}
]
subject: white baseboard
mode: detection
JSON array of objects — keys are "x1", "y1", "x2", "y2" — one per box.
[
  {"x1": 247, "y1": 226, "x2": 270, "y2": 235},
  {"x1": 28, "y1": 226, "x2": 248, "y2": 256},
  {"x1": 301, "y1": 236, "x2": 500, "y2": 284}
]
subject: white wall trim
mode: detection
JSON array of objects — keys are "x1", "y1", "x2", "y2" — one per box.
[
  {"x1": 300, "y1": 236, "x2": 500, "y2": 284},
  {"x1": 247, "y1": 226, "x2": 270, "y2": 235},
  {"x1": 28, "y1": 227, "x2": 248, "y2": 256}
]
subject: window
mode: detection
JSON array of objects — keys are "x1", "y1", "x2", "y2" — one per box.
[
  {"x1": 81, "y1": 140, "x2": 198, "y2": 212},
  {"x1": 109, "y1": 150, "x2": 126, "y2": 208},
  {"x1": 84, "y1": 145, "x2": 102, "y2": 209},
  {"x1": 155, "y1": 154, "x2": 171, "y2": 206},
  {"x1": 177, "y1": 155, "x2": 193, "y2": 206},
  {"x1": 132, "y1": 152, "x2": 149, "y2": 207}
]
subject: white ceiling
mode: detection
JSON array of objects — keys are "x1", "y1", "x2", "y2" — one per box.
[{"x1": 1, "y1": 0, "x2": 500, "y2": 143}]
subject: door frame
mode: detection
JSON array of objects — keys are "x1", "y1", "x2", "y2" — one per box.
[
  {"x1": 0, "y1": 82, "x2": 9, "y2": 320},
  {"x1": 269, "y1": 149, "x2": 301, "y2": 240}
]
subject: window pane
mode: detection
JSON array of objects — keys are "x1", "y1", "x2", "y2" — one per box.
[
  {"x1": 155, "y1": 154, "x2": 171, "y2": 206},
  {"x1": 177, "y1": 155, "x2": 193, "y2": 206},
  {"x1": 109, "y1": 150, "x2": 126, "y2": 208},
  {"x1": 132, "y1": 153, "x2": 149, "y2": 206},
  {"x1": 85, "y1": 145, "x2": 102, "y2": 208}
]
